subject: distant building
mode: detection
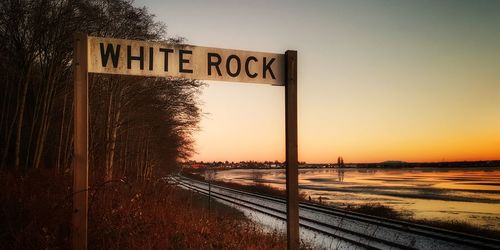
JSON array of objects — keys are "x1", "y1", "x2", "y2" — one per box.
[{"x1": 191, "y1": 164, "x2": 203, "y2": 169}]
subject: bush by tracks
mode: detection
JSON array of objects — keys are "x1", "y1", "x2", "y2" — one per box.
[{"x1": 0, "y1": 169, "x2": 294, "y2": 249}]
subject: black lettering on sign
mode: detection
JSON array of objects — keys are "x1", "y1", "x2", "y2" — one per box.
[
  {"x1": 159, "y1": 48, "x2": 173, "y2": 72},
  {"x1": 226, "y1": 55, "x2": 241, "y2": 77},
  {"x1": 100, "y1": 43, "x2": 121, "y2": 68},
  {"x1": 245, "y1": 56, "x2": 258, "y2": 78},
  {"x1": 179, "y1": 50, "x2": 193, "y2": 73},
  {"x1": 263, "y1": 57, "x2": 276, "y2": 79},
  {"x1": 127, "y1": 45, "x2": 144, "y2": 70},
  {"x1": 207, "y1": 53, "x2": 222, "y2": 76},
  {"x1": 149, "y1": 47, "x2": 154, "y2": 71}
]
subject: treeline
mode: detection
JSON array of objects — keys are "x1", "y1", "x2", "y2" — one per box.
[{"x1": 0, "y1": 0, "x2": 202, "y2": 181}]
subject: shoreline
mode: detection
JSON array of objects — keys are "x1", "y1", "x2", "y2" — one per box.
[
  {"x1": 198, "y1": 165, "x2": 500, "y2": 171},
  {"x1": 182, "y1": 170, "x2": 500, "y2": 239}
]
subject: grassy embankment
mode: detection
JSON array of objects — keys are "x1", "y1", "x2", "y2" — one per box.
[
  {"x1": 0, "y1": 169, "x2": 310, "y2": 249},
  {"x1": 183, "y1": 171, "x2": 500, "y2": 240}
]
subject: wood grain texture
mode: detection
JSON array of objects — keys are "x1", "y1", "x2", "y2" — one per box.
[
  {"x1": 73, "y1": 32, "x2": 89, "y2": 250},
  {"x1": 285, "y1": 50, "x2": 299, "y2": 250},
  {"x1": 87, "y1": 36, "x2": 285, "y2": 85}
]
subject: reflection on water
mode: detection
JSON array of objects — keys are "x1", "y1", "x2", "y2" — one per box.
[{"x1": 213, "y1": 167, "x2": 500, "y2": 230}]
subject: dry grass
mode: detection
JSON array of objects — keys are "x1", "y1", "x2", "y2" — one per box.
[
  {"x1": 0, "y1": 169, "x2": 72, "y2": 249},
  {"x1": 344, "y1": 203, "x2": 411, "y2": 219},
  {"x1": 89, "y1": 181, "x2": 288, "y2": 249},
  {"x1": 0, "y1": 169, "x2": 297, "y2": 249}
]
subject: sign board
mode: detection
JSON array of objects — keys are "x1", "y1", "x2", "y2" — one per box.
[
  {"x1": 87, "y1": 36, "x2": 285, "y2": 85},
  {"x1": 73, "y1": 33, "x2": 298, "y2": 250}
]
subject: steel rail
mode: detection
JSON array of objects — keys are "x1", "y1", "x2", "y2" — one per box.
[
  {"x1": 174, "y1": 175, "x2": 500, "y2": 250},
  {"x1": 172, "y1": 178, "x2": 395, "y2": 249}
]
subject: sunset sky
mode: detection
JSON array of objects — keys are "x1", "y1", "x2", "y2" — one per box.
[{"x1": 135, "y1": 0, "x2": 500, "y2": 163}]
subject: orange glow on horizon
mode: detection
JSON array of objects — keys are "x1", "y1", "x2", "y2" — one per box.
[
  {"x1": 143, "y1": 1, "x2": 500, "y2": 165},
  {"x1": 192, "y1": 82, "x2": 500, "y2": 164}
]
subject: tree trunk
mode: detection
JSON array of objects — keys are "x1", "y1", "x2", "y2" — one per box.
[
  {"x1": 121, "y1": 126, "x2": 129, "y2": 177},
  {"x1": 56, "y1": 92, "x2": 68, "y2": 172},
  {"x1": 108, "y1": 86, "x2": 124, "y2": 181},
  {"x1": 63, "y1": 100, "x2": 74, "y2": 171},
  {"x1": 104, "y1": 85, "x2": 114, "y2": 182},
  {"x1": 1, "y1": 73, "x2": 22, "y2": 169},
  {"x1": 15, "y1": 66, "x2": 32, "y2": 169},
  {"x1": 33, "y1": 64, "x2": 59, "y2": 169},
  {"x1": 0, "y1": 77, "x2": 12, "y2": 139}
]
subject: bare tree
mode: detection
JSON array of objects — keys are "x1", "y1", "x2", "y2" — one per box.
[{"x1": 0, "y1": 0, "x2": 203, "y2": 183}]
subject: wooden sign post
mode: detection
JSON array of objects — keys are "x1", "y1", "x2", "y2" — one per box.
[
  {"x1": 72, "y1": 34, "x2": 299, "y2": 249},
  {"x1": 73, "y1": 33, "x2": 89, "y2": 250},
  {"x1": 285, "y1": 50, "x2": 299, "y2": 250}
]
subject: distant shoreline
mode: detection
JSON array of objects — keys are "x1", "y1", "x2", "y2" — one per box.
[
  {"x1": 187, "y1": 160, "x2": 500, "y2": 171},
  {"x1": 209, "y1": 165, "x2": 500, "y2": 171},
  {"x1": 214, "y1": 165, "x2": 500, "y2": 171}
]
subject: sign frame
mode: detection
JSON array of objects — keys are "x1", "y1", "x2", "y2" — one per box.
[
  {"x1": 87, "y1": 35, "x2": 286, "y2": 85},
  {"x1": 72, "y1": 33, "x2": 299, "y2": 250}
]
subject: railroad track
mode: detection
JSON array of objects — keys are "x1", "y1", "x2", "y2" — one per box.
[{"x1": 171, "y1": 175, "x2": 500, "y2": 250}]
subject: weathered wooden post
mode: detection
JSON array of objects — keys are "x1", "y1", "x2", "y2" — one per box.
[
  {"x1": 73, "y1": 32, "x2": 89, "y2": 250},
  {"x1": 285, "y1": 50, "x2": 299, "y2": 250}
]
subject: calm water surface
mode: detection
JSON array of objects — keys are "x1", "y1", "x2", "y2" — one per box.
[{"x1": 213, "y1": 167, "x2": 500, "y2": 230}]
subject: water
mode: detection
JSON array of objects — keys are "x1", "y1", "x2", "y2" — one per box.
[{"x1": 212, "y1": 167, "x2": 500, "y2": 230}]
